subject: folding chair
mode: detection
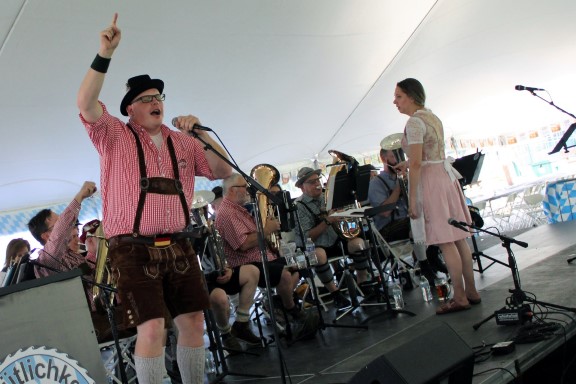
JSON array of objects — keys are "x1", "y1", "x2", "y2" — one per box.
[{"x1": 99, "y1": 335, "x2": 138, "y2": 384}]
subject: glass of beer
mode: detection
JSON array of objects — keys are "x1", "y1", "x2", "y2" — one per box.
[{"x1": 434, "y1": 277, "x2": 451, "y2": 303}]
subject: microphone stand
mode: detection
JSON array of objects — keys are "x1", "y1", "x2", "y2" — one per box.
[
  {"x1": 191, "y1": 131, "x2": 290, "y2": 384},
  {"x1": 521, "y1": 90, "x2": 576, "y2": 154},
  {"x1": 450, "y1": 223, "x2": 576, "y2": 330}
]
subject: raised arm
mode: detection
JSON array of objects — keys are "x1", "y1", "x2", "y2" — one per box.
[{"x1": 77, "y1": 13, "x2": 121, "y2": 123}]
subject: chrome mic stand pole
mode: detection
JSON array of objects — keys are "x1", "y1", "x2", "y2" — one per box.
[
  {"x1": 248, "y1": 185, "x2": 290, "y2": 383},
  {"x1": 191, "y1": 131, "x2": 290, "y2": 384}
]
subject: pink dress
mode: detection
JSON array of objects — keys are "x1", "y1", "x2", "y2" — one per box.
[{"x1": 401, "y1": 108, "x2": 471, "y2": 245}]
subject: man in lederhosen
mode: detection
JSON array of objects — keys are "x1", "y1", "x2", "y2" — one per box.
[{"x1": 77, "y1": 14, "x2": 231, "y2": 384}]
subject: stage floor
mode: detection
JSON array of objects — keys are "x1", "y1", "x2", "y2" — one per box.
[{"x1": 212, "y1": 220, "x2": 576, "y2": 384}]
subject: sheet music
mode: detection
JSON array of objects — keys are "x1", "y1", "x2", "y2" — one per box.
[{"x1": 329, "y1": 206, "x2": 372, "y2": 218}]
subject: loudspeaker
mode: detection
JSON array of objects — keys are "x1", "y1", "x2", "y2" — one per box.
[{"x1": 348, "y1": 321, "x2": 474, "y2": 384}]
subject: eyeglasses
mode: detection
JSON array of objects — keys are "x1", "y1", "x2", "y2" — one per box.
[
  {"x1": 231, "y1": 185, "x2": 248, "y2": 189},
  {"x1": 132, "y1": 93, "x2": 165, "y2": 104},
  {"x1": 304, "y1": 178, "x2": 322, "y2": 185}
]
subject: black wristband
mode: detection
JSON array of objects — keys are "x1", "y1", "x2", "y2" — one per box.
[
  {"x1": 90, "y1": 54, "x2": 111, "y2": 73},
  {"x1": 323, "y1": 218, "x2": 331, "y2": 225}
]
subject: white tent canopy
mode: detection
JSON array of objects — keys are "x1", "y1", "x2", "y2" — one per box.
[{"x1": 1, "y1": 0, "x2": 576, "y2": 213}]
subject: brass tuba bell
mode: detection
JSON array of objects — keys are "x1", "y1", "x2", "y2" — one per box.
[
  {"x1": 250, "y1": 163, "x2": 282, "y2": 251},
  {"x1": 91, "y1": 223, "x2": 115, "y2": 312}
]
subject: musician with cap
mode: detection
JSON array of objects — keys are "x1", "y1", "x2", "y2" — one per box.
[
  {"x1": 294, "y1": 167, "x2": 373, "y2": 309},
  {"x1": 77, "y1": 14, "x2": 232, "y2": 384}
]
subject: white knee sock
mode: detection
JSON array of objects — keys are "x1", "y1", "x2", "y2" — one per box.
[
  {"x1": 134, "y1": 354, "x2": 164, "y2": 384},
  {"x1": 177, "y1": 345, "x2": 205, "y2": 384}
]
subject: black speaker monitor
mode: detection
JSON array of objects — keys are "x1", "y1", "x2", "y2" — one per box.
[{"x1": 348, "y1": 321, "x2": 474, "y2": 384}]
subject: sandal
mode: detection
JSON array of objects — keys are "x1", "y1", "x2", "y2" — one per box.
[
  {"x1": 436, "y1": 299, "x2": 471, "y2": 315},
  {"x1": 467, "y1": 297, "x2": 482, "y2": 305}
]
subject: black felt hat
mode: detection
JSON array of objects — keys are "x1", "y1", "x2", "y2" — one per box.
[
  {"x1": 212, "y1": 186, "x2": 223, "y2": 200},
  {"x1": 120, "y1": 74, "x2": 164, "y2": 116},
  {"x1": 295, "y1": 167, "x2": 322, "y2": 188}
]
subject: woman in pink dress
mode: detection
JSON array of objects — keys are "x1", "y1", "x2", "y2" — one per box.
[{"x1": 393, "y1": 78, "x2": 481, "y2": 314}]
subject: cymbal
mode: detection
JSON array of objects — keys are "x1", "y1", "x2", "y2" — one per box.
[
  {"x1": 191, "y1": 190, "x2": 215, "y2": 209},
  {"x1": 380, "y1": 133, "x2": 403, "y2": 150}
]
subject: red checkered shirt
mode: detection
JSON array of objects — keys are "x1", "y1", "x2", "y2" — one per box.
[
  {"x1": 214, "y1": 197, "x2": 277, "y2": 268},
  {"x1": 35, "y1": 199, "x2": 87, "y2": 278},
  {"x1": 80, "y1": 102, "x2": 215, "y2": 237}
]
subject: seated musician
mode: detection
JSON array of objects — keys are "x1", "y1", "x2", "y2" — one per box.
[
  {"x1": 196, "y1": 200, "x2": 262, "y2": 349},
  {"x1": 293, "y1": 167, "x2": 373, "y2": 307},
  {"x1": 81, "y1": 219, "x2": 137, "y2": 343},
  {"x1": 367, "y1": 147, "x2": 440, "y2": 285},
  {"x1": 215, "y1": 173, "x2": 318, "y2": 339}
]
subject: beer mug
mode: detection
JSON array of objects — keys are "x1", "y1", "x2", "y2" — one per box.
[{"x1": 434, "y1": 277, "x2": 451, "y2": 303}]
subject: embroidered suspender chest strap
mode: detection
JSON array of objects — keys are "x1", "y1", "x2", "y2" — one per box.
[
  {"x1": 296, "y1": 200, "x2": 323, "y2": 227},
  {"x1": 376, "y1": 175, "x2": 397, "y2": 222},
  {"x1": 126, "y1": 124, "x2": 191, "y2": 235}
]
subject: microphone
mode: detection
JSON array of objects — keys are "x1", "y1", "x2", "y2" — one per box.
[
  {"x1": 515, "y1": 85, "x2": 545, "y2": 92},
  {"x1": 171, "y1": 118, "x2": 212, "y2": 132},
  {"x1": 448, "y1": 218, "x2": 468, "y2": 232}
]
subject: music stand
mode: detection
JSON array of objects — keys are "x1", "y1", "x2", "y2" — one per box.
[
  {"x1": 452, "y1": 152, "x2": 501, "y2": 273},
  {"x1": 325, "y1": 166, "x2": 415, "y2": 323},
  {"x1": 325, "y1": 163, "x2": 372, "y2": 211},
  {"x1": 452, "y1": 151, "x2": 485, "y2": 187},
  {"x1": 324, "y1": 162, "x2": 387, "y2": 322}
]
